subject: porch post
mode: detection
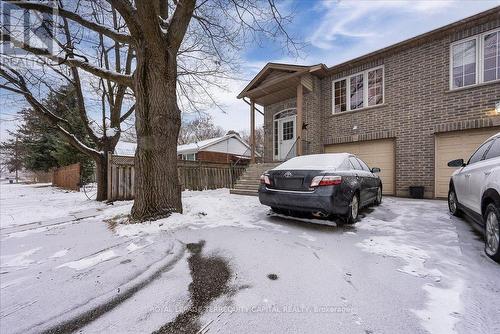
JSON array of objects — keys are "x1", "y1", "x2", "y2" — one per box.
[
  {"x1": 296, "y1": 83, "x2": 303, "y2": 156},
  {"x1": 250, "y1": 99, "x2": 256, "y2": 163}
]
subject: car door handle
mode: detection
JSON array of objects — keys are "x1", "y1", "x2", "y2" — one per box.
[
  {"x1": 484, "y1": 171, "x2": 491, "y2": 176},
  {"x1": 465, "y1": 174, "x2": 471, "y2": 178}
]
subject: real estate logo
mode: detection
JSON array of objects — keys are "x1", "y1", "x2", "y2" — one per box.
[{"x1": 1, "y1": 1, "x2": 59, "y2": 59}]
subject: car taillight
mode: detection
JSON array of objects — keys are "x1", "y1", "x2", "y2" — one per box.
[
  {"x1": 260, "y1": 174, "x2": 272, "y2": 185},
  {"x1": 310, "y1": 175, "x2": 342, "y2": 187}
]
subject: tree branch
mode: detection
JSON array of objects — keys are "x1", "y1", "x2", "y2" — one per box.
[
  {"x1": 120, "y1": 103, "x2": 135, "y2": 122},
  {"x1": 0, "y1": 66, "x2": 101, "y2": 159},
  {"x1": 167, "y1": 0, "x2": 196, "y2": 53},
  {"x1": 6, "y1": 0, "x2": 133, "y2": 44},
  {"x1": 4, "y1": 33, "x2": 134, "y2": 87}
]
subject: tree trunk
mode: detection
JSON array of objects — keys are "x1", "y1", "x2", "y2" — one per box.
[
  {"x1": 94, "y1": 154, "x2": 107, "y2": 201},
  {"x1": 131, "y1": 44, "x2": 182, "y2": 221}
]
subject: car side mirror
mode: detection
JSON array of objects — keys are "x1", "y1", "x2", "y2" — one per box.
[
  {"x1": 371, "y1": 167, "x2": 381, "y2": 173},
  {"x1": 447, "y1": 159, "x2": 465, "y2": 167}
]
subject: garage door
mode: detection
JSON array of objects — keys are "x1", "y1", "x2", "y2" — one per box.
[
  {"x1": 324, "y1": 139, "x2": 395, "y2": 195},
  {"x1": 435, "y1": 127, "x2": 500, "y2": 198}
]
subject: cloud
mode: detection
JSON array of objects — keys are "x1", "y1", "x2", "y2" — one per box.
[
  {"x1": 305, "y1": 0, "x2": 499, "y2": 66},
  {"x1": 309, "y1": 0, "x2": 459, "y2": 50}
]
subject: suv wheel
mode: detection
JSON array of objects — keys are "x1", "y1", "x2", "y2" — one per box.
[
  {"x1": 448, "y1": 187, "x2": 461, "y2": 217},
  {"x1": 345, "y1": 194, "x2": 359, "y2": 224},
  {"x1": 484, "y1": 203, "x2": 500, "y2": 263}
]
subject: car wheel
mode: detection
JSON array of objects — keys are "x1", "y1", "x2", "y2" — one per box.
[
  {"x1": 271, "y1": 207, "x2": 284, "y2": 215},
  {"x1": 484, "y1": 204, "x2": 500, "y2": 263},
  {"x1": 448, "y1": 187, "x2": 461, "y2": 217},
  {"x1": 374, "y1": 186, "x2": 382, "y2": 206},
  {"x1": 345, "y1": 193, "x2": 359, "y2": 224}
]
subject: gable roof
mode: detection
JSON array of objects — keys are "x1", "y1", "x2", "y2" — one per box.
[
  {"x1": 115, "y1": 133, "x2": 260, "y2": 157},
  {"x1": 237, "y1": 63, "x2": 327, "y2": 103}
]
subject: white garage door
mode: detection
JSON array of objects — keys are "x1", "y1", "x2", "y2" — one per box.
[
  {"x1": 324, "y1": 139, "x2": 395, "y2": 195},
  {"x1": 435, "y1": 127, "x2": 500, "y2": 198}
]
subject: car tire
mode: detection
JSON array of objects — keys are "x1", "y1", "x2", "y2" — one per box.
[
  {"x1": 271, "y1": 207, "x2": 284, "y2": 215},
  {"x1": 448, "y1": 187, "x2": 462, "y2": 217},
  {"x1": 484, "y1": 203, "x2": 500, "y2": 263},
  {"x1": 345, "y1": 193, "x2": 359, "y2": 224},
  {"x1": 374, "y1": 186, "x2": 382, "y2": 206}
]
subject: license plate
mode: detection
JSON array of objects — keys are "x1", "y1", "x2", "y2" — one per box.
[{"x1": 275, "y1": 178, "x2": 304, "y2": 190}]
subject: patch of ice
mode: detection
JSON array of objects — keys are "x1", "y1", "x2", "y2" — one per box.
[
  {"x1": 57, "y1": 250, "x2": 117, "y2": 271},
  {"x1": 126, "y1": 242, "x2": 145, "y2": 253},
  {"x1": 299, "y1": 232, "x2": 316, "y2": 242},
  {"x1": 1, "y1": 247, "x2": 42, "y2": 267},
  {"x1": 356, "y1": 236, "x2": 443, "y2": 278},
  {"x1": 49, "y1": 249, "x2": 69, "y2": 258},
  {"x1": 412, "y1": 280, "x2": 465, "y2": 334}
]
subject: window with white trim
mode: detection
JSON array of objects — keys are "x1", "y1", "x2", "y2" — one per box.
[
  {"x1": 332, "y1": 66, "x2": 384, "y2": 114},
  {"x1": 450, "y1": 28, "x2": 500, "y2": 89},
  {"x1": 483, "y1": 30, "x2": 500, "y2": 82},
  {"x1": 368, "y1": 67, "x2": 383, "y2": 106},
  {"x1": 182, "y1": 153, "x2": 196, "y2": 161},
  {"x1": 451, "y1": 38, "x2": 477, "y2": 88}
]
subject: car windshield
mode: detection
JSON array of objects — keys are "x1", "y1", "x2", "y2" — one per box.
[{"x1": 274, "y1": 153, "x2": 349, "y2": 170}]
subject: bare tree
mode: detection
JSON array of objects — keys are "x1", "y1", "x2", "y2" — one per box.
[
  {"x1": 240, "y1": 126, "x2": 264, "y2": 157},
  {"x1": 178, "y1": 114, "x2": 225, "y2": 145},
  {"x1": 1, "y1": 0, "x2": 300, "y2": 221},
  {"x1": 0, "y1": 1, "x2": 134, "y2": 200}
]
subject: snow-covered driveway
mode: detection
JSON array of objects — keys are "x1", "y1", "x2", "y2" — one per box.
[{"x1": 1, "y1": 183, "x2": 499, "y2": 334}]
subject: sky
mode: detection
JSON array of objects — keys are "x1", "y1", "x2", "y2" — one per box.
[
  {"x1": 208, "y1": 0, "x2": 500, "y2": 134},
  {"x1": 1, "y1": 0, "x2": 500, "y2": 141}
]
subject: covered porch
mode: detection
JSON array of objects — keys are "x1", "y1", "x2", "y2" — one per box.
[{"x1": 237, "y1": 63, "x2": 327, "y2": 163}]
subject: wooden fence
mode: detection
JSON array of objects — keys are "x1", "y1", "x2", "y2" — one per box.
[
  {"x1": 107, "y1": 153, "x2": 247, "y2": 201},
  {"x1": 53, "y1": 163, "x2": 80, "y2": 191}
]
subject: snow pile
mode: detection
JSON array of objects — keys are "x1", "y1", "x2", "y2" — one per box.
[{"x1": 114, "y1": 189, "x2": 265, "y2": 236}]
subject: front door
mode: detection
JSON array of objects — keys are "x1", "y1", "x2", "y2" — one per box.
[{"x1": 278, "y1": 116, "x2": 296, "y2": 160}]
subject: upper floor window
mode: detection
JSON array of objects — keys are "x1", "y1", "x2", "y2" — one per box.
[
  {"x1": 451, "y1": 39, "x2": 477, "y2": 88},
  {"x1": 450, "y1": 28, "x2": 500, "y2": 89},
  {"x1": 333, "y1": 66, "x2": 384, "y2": 114},
  {"x1": 483, "y1": 30, "x2": 500, "y2": 82}
]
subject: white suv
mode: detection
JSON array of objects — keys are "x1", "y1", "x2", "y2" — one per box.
[{"x1": 448, "y1": 132, "x2": 500, "y2": 263}]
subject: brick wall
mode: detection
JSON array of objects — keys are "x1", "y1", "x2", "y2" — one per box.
[
  {"x1": 184, "y1": 151, "x2": 250, "y2": 164},
  {"x1": 263, "y1": 16, "x2": 500, "y2": 198}
]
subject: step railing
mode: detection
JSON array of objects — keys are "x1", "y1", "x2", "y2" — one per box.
[{"x1": 284, "y1": 137, "x2": 311, "y2": 161}]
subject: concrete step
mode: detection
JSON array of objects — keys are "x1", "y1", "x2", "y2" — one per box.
[
  {"x1": 230, "y1": 188, "x2": 258, "y2": 196},
  {"x1": 236, "y1": 179, "x2": 261, "y2": 185},
  {"x1": 233, "y1": 185, "x2": 260, "y2": 191},
  {"x1": 230, "y1": 163, "x2": 280, "y2": 196}
]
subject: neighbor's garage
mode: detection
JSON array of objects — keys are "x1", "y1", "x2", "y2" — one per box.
[
  {"x1": 435, "y1": 127, "x2": 500, "y2": 198},
  {"x1": 324, "y1": 139, "x2": 395, "y2": 195}
]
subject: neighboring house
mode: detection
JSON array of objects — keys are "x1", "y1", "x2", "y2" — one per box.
[
  {"x1": 115, "y1": 133, "x2": 258, "y2": 164},
  {"x1": 238, "y1": 7, "x2": 500, "y2": 199}
]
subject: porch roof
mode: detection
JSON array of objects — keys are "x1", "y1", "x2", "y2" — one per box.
[{"x1": 237, "y1": 63, "x2": 327, "y2": 106}]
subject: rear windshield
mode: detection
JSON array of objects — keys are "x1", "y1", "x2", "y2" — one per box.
[{"x1": 273, "y1": 154, "x2": 347, "y2": 170}]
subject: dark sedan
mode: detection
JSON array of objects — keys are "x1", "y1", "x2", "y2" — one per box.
[{"x1": 258, "y1": 153, "x2": 382, "y2": 223}]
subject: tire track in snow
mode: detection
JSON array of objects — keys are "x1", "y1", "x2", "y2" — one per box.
[{"x1": 26, "y1": 242, "x2": 185, "y2": 334}]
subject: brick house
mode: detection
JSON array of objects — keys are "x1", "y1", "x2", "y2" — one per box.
[{"x1": 237, "y1": 7, "x2": 500, "y2": 199}]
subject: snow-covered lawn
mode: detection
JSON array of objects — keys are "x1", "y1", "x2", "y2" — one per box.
[
  {"x1": 0, "y1": 182, "x2": 106, "y2": 228},
  {"x1": 1, "y1": 183, "x2": 499, "y2": 334}
]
